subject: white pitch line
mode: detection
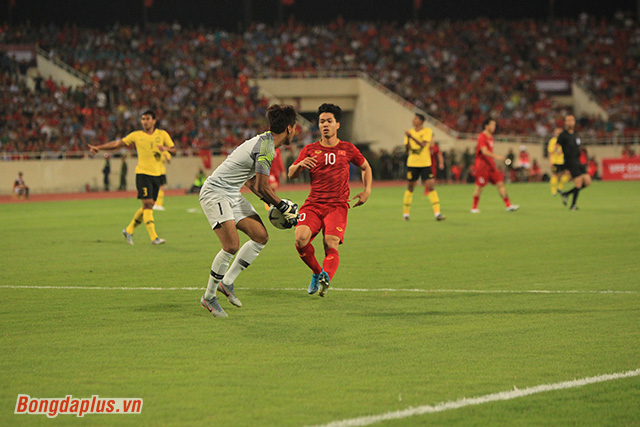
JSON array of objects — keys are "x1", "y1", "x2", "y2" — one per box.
[
  {"x1": 0, "y1": 285, "x2": 638, "y2": 294},
  {"x1": 309, "y1": 369, "x2": 640, "y2": 427}
]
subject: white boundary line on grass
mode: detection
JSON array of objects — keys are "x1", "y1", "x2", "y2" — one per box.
[
  {"x1": 0, "y1": 285, "x2": 638, "y2": 294},
  {"x1": 308, "y1": 368, "x2": 640, "y2": 427}
]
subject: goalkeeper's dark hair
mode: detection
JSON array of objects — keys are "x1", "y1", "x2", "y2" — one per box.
[
  {"x1": 317, "y1": 103, "x2": 342, "y2": 122},
  {"x1": 267, "y1": 105, "x2": 297, "y2": 133},
  {"x1": 415, "y1": 113, "x2": 425, "y2": 122},
  {"x1": 141, "y1": 109, "x2": 156, "y2": 119}
]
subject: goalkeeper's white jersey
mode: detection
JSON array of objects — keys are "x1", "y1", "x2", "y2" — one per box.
[{"x1": 202, "y1": 132, "x2": 275, "y2": 197}]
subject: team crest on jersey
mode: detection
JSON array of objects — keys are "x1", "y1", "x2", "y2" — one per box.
[
  {"x1": 315, "y1": 150, "x2": 322, "y2": 154},
  {"x1": 338, "y1": 150, "x2": 346, "y2": 156}
]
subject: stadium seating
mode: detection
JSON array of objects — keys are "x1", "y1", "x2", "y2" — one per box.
[{"x1": 1, "y1": 16, "x2": 638, "y2": 158}]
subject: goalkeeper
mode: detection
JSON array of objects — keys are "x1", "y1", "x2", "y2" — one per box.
[{"x1": 199, "y1": 105, "x2": 299, "y2": 318}]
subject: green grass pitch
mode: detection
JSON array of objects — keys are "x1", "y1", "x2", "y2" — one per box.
[{"x1": 1, "y1": 181, "x2": 639, "y2": 426}]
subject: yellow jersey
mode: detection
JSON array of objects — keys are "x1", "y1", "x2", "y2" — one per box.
[
  {"x1": 547, "y1": 136, "x2": 564, "y2": 165},
  {"x1": 159, "y1": 151, "x2": 172, "y2": 175},
  {"x1": 405, "y1": 127, "x2": 433, "y2": 168},
  {"x1": 122, "y1": 129, "x2": 175, "y2": 176}
]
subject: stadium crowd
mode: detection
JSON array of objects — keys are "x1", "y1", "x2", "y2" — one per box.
[{"x1": 1, "y1": 13, "x2": 639, "y2": 159}]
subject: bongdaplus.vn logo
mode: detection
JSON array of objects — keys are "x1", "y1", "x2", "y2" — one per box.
[{"x1": 15, "y1": 394, "x2": 143, "y2": 418}]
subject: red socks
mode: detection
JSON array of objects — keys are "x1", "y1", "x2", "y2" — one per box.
[
  {"x1": 296, "y1": 243, "x2": 322, "y2": 275},
  {"x1": 323, "y1": 248, "x2": 340, "y2": 280},
  {"x1": 472, "y1": 196, "x2": 480, "y2": 210}
]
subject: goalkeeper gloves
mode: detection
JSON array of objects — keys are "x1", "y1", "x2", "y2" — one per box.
[{"x1": 276, "y1": 199, "x2": 299, "y2": 227}]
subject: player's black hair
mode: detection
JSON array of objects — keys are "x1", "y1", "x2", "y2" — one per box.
[
  {"x1": 266, "y1": 104, "x2": 297, "y2": 133},
  {"x1": 317, "y1": 103, "x2": 342, "y2": 122},
  {"x1": 415, "y1": 113, "x2": 425, "y2": 122},
  {"x1": 142, "y1": 109, "x2": 156, "y2": 119},
  {"x1": 482, "y1": 117, "x2": 495, "y2": 130}
]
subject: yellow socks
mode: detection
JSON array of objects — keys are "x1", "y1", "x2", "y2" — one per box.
[
  {"x1": 428, "y1": 190, "x2": 441, "y2": 215},
  {"x1": 558, "y1": 173, "x2": 570, "y2": 191},
  {"x1": 550, "y1": 175, "x2": 558, "y2": 195},
  {"x1": 156, "y1": 189, "x2": 164, "y2": 207},
  {"x1": 126, "y1": 208, "x2": 144, "y2": 235},
  {"x1": 403, "y1": 190, "x2": 413, "y2": 215},
  {"x1": 143, "y1": 209, "x2": 158, "y2": 241}
]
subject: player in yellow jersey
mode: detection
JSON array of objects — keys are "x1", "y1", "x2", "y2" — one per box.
[
  {"x1": 153, "y1": 150, "x2": 171, "y2": 211},
  {"x1": 403, "y1": 113, "x2": 445, "y2": 221},
  {"x1": 547, "y1": 127, "x2": 571, "y2": 195},
  {"x1": 89, "y1": 110, "x2": 176, "y2": 245}
]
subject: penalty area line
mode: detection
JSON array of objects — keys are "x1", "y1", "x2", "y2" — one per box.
[
  {"x1": 0, "y1": 285, "x2": 638, "y2": 294},
  {"x1": 308, "y1": 368, "x2": 640, "y2": 427}
]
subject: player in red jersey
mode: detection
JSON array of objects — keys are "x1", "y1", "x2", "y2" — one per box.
[
  {"x1": 471, "y1": 118, "x2": 519, "y2": 213},
  {"x1": 288, "y1": 104, "x2": 373, "y2": 297}
]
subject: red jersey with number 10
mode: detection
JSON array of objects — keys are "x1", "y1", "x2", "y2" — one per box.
[{"x1": 294, "y1": 140, "x2": 365, "y2": 205}]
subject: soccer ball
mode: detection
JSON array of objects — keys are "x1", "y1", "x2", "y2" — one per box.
[{"x1": 268, "y1": 199, "x2": 294, "y2": 230}]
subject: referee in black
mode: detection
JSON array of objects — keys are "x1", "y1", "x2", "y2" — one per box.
[{"x1": 557, "y1": 114, "x2": 591, "y2": 210}]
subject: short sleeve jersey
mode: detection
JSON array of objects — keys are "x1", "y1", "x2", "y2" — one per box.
[
  {"x1": 294, "y1": 140, "x2": 365, "y2": 205},
  {"x1": 405, "y1": 127, "x2": 433, "y2": 168},
  {"x1": 474, "y1": 132, "x2": 497, "y2": 171},
  {"x1": 547, "y1": 137, "x2": 564, "y2": 165},
  {"x1": 122, "y1": 129, "x2": 175, "y2": 176},
  {"x1": 557, "y1": 130, "x2": 581, "y2": 165},
  {"x1": 204, "y1": 132, "x2": 275, "y2": 197}
]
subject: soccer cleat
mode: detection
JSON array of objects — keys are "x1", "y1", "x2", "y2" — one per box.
[
  {"x1": 318, "y1": 271, "x2": 330, "y2": 297},
  {"x1": 435, "y1": 213, "x2": 446, "y2": 221},
  {"x1": 200, "y1": 295, "x2": 228, "y2": 317},
  {"x1": 153, "y1": 205, "x2": 165, "y2": 211},
  {"x1": 570, "y1": 205, "x2": 579, "y2": 211},
  {"x1": 218, "y1": 281, "x2": 242, "y2": 307},
  {"x1": 152, "y1": 237, "x2": 166, "y2": 245},
  {"x1": 122, "y1": 229, "x2": 134, "y2": 245},
  {"x1": 561, "y1": 192, "x2": 568, "y2": 206},
  {"x1": 470, "y1": 209, "x2": 480, "y2": 214},
  {"x1": 506, "y1": 205, "x2": 520, "y2": 212},
  {"x1": 403, "y1": 214, "x2": 410, "y2": 221},
  {"x1": 308, "y1": 273, "x2": 320, "y2": 294}
]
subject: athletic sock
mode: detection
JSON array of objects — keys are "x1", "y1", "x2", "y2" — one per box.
[
  {"x1": 296, "y1": 242, "x2": 322, "y2": 275},
  {"x1": 156, "y1": 189, "x2": 164, "y2": 207},
  {"x1": 223, "y1": 240, "x2": 265, "y2": 285},
  {"x1": 472, "y1": 196, "x2": 480, "y2": 210},
  {"x1": 403, "y1": 190, "x2": 413, "y2": 216},
  {"x1": 503, "y1": 196, "x2": 511, "y2": 208},
  {"x1": 142, "y1": 209, "x2": 158, "y2": 240},
  {"x1": 571, "y1": 187, "x2": 581, "y2": 207},
  {"x1": 204, "y1": 250, "x2": 234, "y2": 299},
  {"x1": 550, "y1": 175, "x2": 558, "y2": 194},
  {"x1": 428, "y1": 190, "x2": 441, "y2": 215},
  {"x1": 559, "y1": 173, "x2": 571, "y2": 191},
  {"x1": 126, "y1": 208, "x2": 144, "y2": 234},
  {"x1": 323, "y1": 248, "x2": 340, "y2": 280}
]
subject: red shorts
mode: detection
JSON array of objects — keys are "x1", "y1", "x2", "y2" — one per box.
[
  {"x1": 296, "y1": 202, "x2": 348, "y2": 244},
  {"x1": 474, "y1": 168, "x2": 503, "y2": 187}
]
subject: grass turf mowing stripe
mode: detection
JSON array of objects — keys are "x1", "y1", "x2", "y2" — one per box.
[
  {"x1": 310, "y1": 369, "x2": 640, "y2": 427},
  {"x1": 0, "y1": 285, "x2": 638, "y2": 294},
  {"x1": 0, "y1": 285, "x2": 639, "y2": 294}
]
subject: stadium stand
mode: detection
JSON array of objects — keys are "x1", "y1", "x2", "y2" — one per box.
[{"x1": 1, "y1": 16, "x2": 639, "y2": 159}]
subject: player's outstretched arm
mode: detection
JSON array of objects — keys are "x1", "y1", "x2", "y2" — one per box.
[
  {"x1": 352, "y1": 160, "x2": 372, "y2": 207},
  {"x1": 481, "y1": 146, "x2": 505, "y2": 162},
  {"x1": 88, "y1": 139, "x2": 124, "y2": 155}
]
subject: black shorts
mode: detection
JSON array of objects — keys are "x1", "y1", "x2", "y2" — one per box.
[
  {"x1": 407, "y1": 167, "x2": 434, "y2": 182},
  {"x1": 159, "y1": 174, "x2": 167, "y2": 186},
  {"x1": 552, "y1": 164, "x2": 568, "y2": 174},
  {"x1": 566, "y1": 162, "x2": 587, "y2": 179},
  {"x1": 136, "y1": 174, "x2": 162, "y2": 200}
]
